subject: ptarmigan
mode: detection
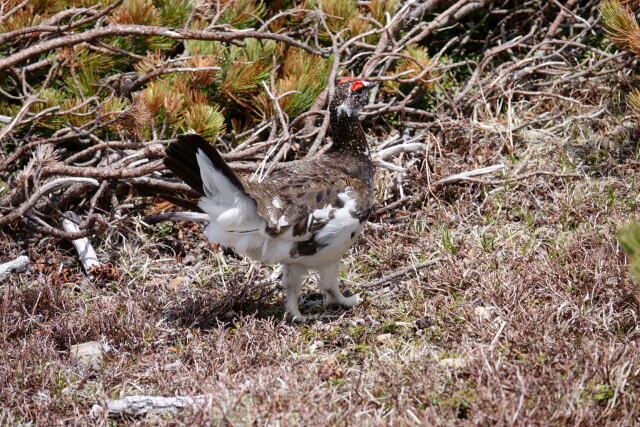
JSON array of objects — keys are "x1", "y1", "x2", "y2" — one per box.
[{"x1": 164, "y1": 78, "x2": 375, "y2": 321}]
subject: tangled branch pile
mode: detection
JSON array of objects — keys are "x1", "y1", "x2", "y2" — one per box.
[{"x1": 0, "y1": 0, "x2": 630, "y2": 240}]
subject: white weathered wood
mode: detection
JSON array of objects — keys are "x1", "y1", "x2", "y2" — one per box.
[
  {"x1": 144, "y1": 211, "x2": 210, "y2": 224},
  {"x1": 0, "y1": 255, "x2": 30, "y2": 281},
  {"x1": 374, "y1": 142, "x2": 427, "y2": 160},
  {"x1": 374, "y1": 159, "x2": 405, "y2": 173},
  {"x1": 91, "y1": 395, "x2": 211, "y2": 417},
  {"x1": 435, "y1": 164, "x2": 505, "y2": 186},
  {"x1": 62, "y1": 212, "x2": 100, "y2": 272}
]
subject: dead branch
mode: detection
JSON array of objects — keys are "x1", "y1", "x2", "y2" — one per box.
[
  {"x1": 0, "y1": 178, "x2": 99, "y2": 227},
  {"x1": 434, "y1": 164, "x2": 505, "y2": 186},
  {"x1": 0, "y1": 256, "x2": 30, "y2": 281},
  {"x1": 0, "y1": 0, "x2": 622, "y2": 240},
  {"x1": 373, "y1": 196, "x2": 412, "y2": 217},
  {"x1": 91, "y1": 394, "x2": 211, "y2": 417},
  {"x1": 143, "y1": 211, "x2": 209, "y2": 224},
  {"x1": 62, "y1": 212, "x2": 101, "y2": 273},
  {"x1": 0, "y1": 25, "x2": 323, "y2": 71},
  {"x1": 362, "y1": 258, "x2": 442, "y2": 288}
]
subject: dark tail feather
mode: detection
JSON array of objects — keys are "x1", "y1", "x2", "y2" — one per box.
[{"x1": 164, "y1": 134, "x2": 246, "y2": 196}]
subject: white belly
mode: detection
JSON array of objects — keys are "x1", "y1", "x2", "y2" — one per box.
[
  {"x1": 293, "y1": 222, "x2": 363, "y2": 267},
  {"x1": 199, "y1": 180, "x2": 364, "y2": 267}
]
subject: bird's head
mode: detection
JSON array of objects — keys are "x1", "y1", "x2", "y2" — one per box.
[{"x1": 330, "y1": 78, "x2": 374, "y2": 119}]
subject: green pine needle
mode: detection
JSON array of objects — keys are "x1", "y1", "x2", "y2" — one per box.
[
  {"x1": 184, "y1": 40, "x2": 227, "y2": 58},
  {"x1": 219, "y1": 39, "x2": 276, "y2": 104},
  {"x1": 219, "y1": 0, "x2": 266, "y2": 29},
  {"x1": 155, "y1": 0, "x2": 193, "y2": 28},
  {"x1": 369, "y1": 0, "x2": 400, "y2": 24},
  {"x1": 600, "y1": 0, "x2": 640, "y2": 53},
  {"x1": 628, "y1": 88, "x2": 640, "y2": 115},
  {"x1": 181, "y1": 104, "x2": 226, "y2": 139},
  {"x1": 321, "y1": 0, "x2": 357, "y2": 33}
]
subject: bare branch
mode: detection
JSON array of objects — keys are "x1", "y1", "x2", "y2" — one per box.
[{"x1": 0, "y1": 25, "x2": 323, "y2": 71}]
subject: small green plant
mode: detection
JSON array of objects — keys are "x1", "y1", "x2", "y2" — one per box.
[
  {"x1": 479, "y1": 232, "x2": 495, "y2": 252},
  {"x1": 581, "y1": 382, "x2": 614, "y2": 404},
  {"x1": 618, "y1": 221, "x2": 640, "y2": 282},
  {"x1": 442, "y1": 227, "x2": 458, "y2": 255}
]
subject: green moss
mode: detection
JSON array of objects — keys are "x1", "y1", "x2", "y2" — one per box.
[{"x1": 581, "y1": 382, "x2": 614, "y2": 404}]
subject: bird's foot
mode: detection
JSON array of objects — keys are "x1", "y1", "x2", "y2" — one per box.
[
  {"x1": 323, "y1": 293, "x2": 362, "y2": 309},
  {"x1": 340, "y1": 293, "x2": 362, "y2": 308},
  {"x1": 287, "y1": 310, "x2": 307, "y2": 323}
]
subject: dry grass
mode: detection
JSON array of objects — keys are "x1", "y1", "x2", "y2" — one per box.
[{"x1": 2, "y1": 74, "x2": 640, "y2": 425}]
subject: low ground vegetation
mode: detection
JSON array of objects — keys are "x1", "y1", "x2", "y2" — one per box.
[{"x1": 2, "y1": 0, "x2": 640, "y2": 424}]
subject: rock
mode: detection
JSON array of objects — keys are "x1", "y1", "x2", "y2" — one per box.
[
  {"x1": 92, "y1": 394, "x2": 210, "y2": 417},
  {"x1": 309, "y1": 340, "x2": 324, "y2": 352},
  {"x1": 222, "y1": 310, "x2": 237, "y2": 320},
  {"x1": 438, "y1": 357, "x2": 470, "y2": 369},
  {"x1": 70, "y1": 341, "x2": 103, "y2": 370},
  {"x1": 162, "y1": 361, "x2": 183, "y2": 371},
  {"x1": 0, "y1": 255, "x2": 30, "y2": 281},
  {"x1": 376, "y1": 333, "x2": 393, "y2": 343},
  {"x1": 167, "y1": 276, "x2": 186, "y2": 289},
  {"x1": 474, "y1": 306, "x2": 494, "y2": 321},
  {"x1": 394, "y1": 321, "x2": 413, "y2": 328}
]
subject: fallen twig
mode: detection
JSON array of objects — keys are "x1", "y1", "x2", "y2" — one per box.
[
  {"x1": 373, "y1": 196, "x2": 412, "y2": 217},
  {"x1": 505, "y1": 171, "x2": 582, "y2": 182},
  {"x1": 62, "y1": 212, "x2": 101, "y2": 273},
  {"x1": 362, "y1": 258, "x2": 441, "y2": 288},
  {"x1": 0, "y1": 255, "x2": 30, "y2": 281},
  {"x1": 0, "y1": 177, "x2": 99, "y2": 227},
  {"x1": 434, "y1": 164, "x2": 505, "y2": 187},
  {"x1": 144, "y1": 211, "x2": 209, "y2": 224},
  {"x1": 375, "y1": 142, "x2": 427, "y2": 159},
  {"x1": 91, "y1": 394, "x2": 211, "y2": 417}
]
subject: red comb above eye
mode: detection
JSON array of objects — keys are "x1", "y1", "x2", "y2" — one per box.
[
  {"x1": 338, "y1": 77, "x2": 356, "y2": 84},
  {"x1": 351, "y1": 80, "x2": 364, "y2": 91}
]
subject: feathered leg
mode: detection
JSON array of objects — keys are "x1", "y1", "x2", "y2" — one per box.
[
  {"x1": 317, "y1": 261, "x2": 362, "y2": 309},
  {"x1": 283, "y1": 264, "x2": 308, "y2": 322}
]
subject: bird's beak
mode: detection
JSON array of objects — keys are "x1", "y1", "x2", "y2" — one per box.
[{"x1": 362, "y1": 81, "x2": 376, "y2": 91}]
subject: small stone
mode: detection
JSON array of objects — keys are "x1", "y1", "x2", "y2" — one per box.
[
  {"x1": 222, "y1": 310, "x2": 237, "y2": 320},
  {"x1": 70, "y1": 341, "x2": 103, "y2": 370},
  {"x1": 168, "y1": 276, "x2": 186, "y2": 289},
  {"x1": 438, "y1": 357, "x2": 470, "y2": 369},
  {"x1": 309, "y1": 340, "x2": 324, "y2": 352},
  {"x1": 162, "y1": 361, "x2": 183, "y2": 371},
  {"x1": 376, "y1": 333, "x2": 393, "y2": 343},
  {"x1": 394, "y1": 321, "x2": 412, "y2": 328},
  {"x1": 474, "y1": 306, "x2": 494, "y2": 321}
]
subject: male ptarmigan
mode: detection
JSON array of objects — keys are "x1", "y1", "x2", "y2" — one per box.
[{"x1": 164, "y1": 78, "x2": 375, "y2": 321}]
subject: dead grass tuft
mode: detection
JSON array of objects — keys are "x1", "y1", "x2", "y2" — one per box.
[{"x1": 3, "y1": 37, "x2": 640, "y2": 427}]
